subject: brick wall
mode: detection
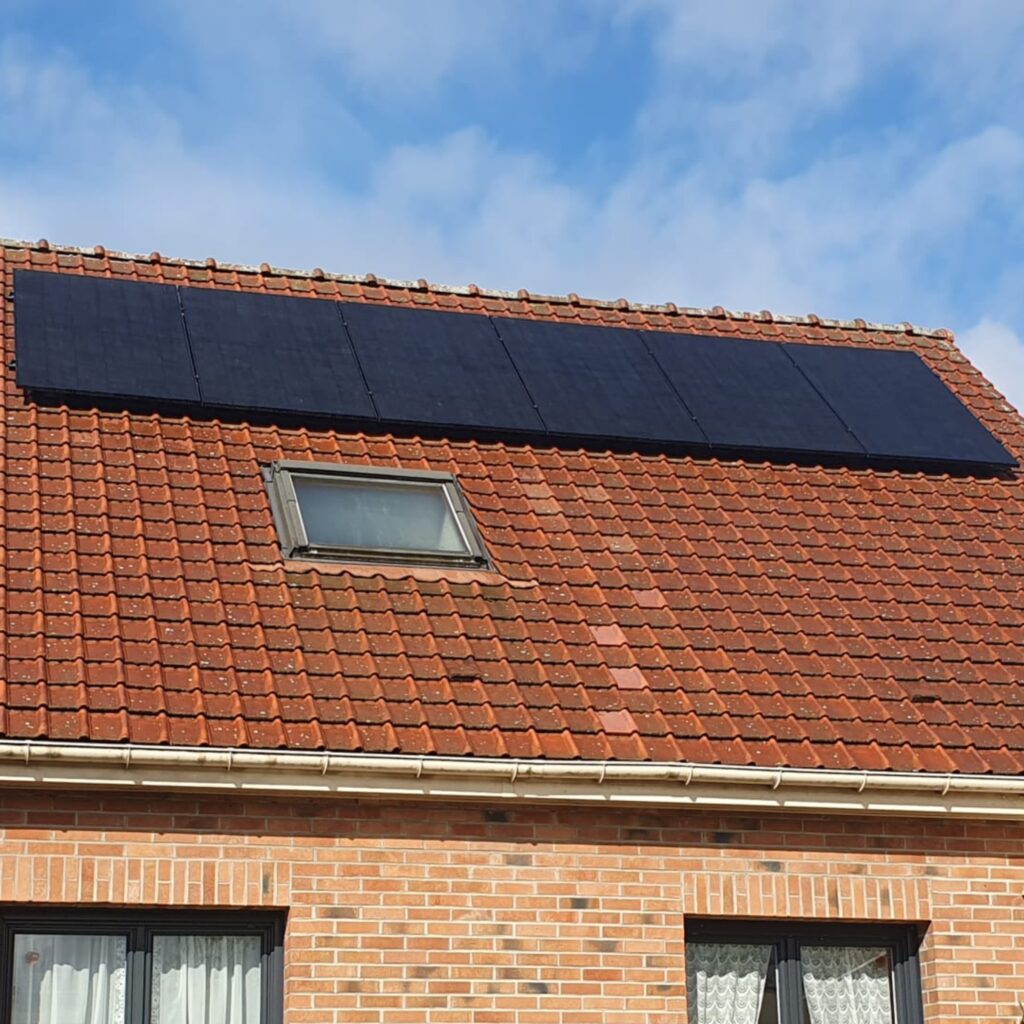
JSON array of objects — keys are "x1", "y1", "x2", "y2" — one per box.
[{"x1": 0, "y1": 789, "x2": 1021, "y2": 1023}]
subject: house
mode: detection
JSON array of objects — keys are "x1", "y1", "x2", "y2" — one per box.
[{"x1": 0, "y1": 235, "x2": 1022, "y2": 1024}]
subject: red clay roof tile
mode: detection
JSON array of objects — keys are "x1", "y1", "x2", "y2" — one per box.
[{"x1": 3, "y1": 241, "x2": 1024, "y2": 774}]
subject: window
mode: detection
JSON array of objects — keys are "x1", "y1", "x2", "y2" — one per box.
[
  {"x1": 0, "y1": 909, "x2": 283, "y2": 1024},
  {"x1": 265, "y1": 460, "x2": 490, "y2": 568},
  {"x1": 685, "y1": 920, "x2": 923, "y2": 1024}
]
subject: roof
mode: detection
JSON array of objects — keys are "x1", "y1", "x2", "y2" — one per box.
[{"x1": 2, "y1": 238, "x2": 1024, "y2": 775}]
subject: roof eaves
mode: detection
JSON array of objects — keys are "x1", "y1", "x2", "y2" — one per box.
[{"x1": 1, "y1": 235, "x2": 953, "y2": 341}]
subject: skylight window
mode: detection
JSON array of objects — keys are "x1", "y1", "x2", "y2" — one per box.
[{"x1": 266, "y1": 461, "x2": 490, "y2": 568}]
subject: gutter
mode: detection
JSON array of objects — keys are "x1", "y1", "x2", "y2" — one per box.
[{"x1": 0, "y1": 740, "x2": 1022, "y2": 818}]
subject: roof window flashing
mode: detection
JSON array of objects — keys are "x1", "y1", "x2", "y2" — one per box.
[{"x1": 265, "y1": 460, "x2": 491, "y2": 569}]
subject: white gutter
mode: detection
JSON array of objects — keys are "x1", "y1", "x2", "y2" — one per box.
[{"x1": 0, "y1": 740, "x2": 1022, "y2": 819}]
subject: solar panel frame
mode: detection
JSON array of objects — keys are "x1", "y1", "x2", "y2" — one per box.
[
  {"x1": 14, "y1": 270, "x2": 200, "y2": 404},
  {"x1": 644, "y1": 331, "x2": 865, "y2": 456},
  {"x1": 180, "y1": 287, "x2": 376, "y2": 420},
  {"x1": 342, "y1": 303, "x2": 545, "y2": 434},
  {"x1": 493, "y1": 316, "x2": 706, "y2": 446},
  {"x1": 785, "y1": 342, "x2": 1015, "y2": 468}
]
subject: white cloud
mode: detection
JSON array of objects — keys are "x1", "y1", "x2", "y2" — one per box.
[
  {"x1": 959, "y1": 319, "x2": 1024, "y2": 413},
  {"x1": 623, "y1": 0, "x2": 1024, "y2": 144},
  {"x1": 168, "y1": 0, "x2": 589, "y2": 100},
  {"x1": 3, "y1": 5, "x2": 1024, "y2": 405}
]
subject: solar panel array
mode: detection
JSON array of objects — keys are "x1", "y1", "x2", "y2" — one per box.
[{"x1": 12, "y1": 270, "x2": 1016, "y2": 471}]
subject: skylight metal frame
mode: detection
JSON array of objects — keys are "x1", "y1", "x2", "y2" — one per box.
[{"x1": 265, "y1": 460, "x2": 491, "y2": 569}]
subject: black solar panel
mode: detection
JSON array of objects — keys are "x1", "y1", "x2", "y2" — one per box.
[
  {"x1": 493, "y1": 317, "x2": 704, "y2": 445},
  {"x1": 343, "y1": 304, "x2": 544, "y2": 433},
  {"x1": 14, "y1": 270, "x2": 198, "y2": 403},
  {"x1": 787, "y1": 343, "x2": 1015, "y2": 468},
  {"x1": 13, "y1": 271, "x2": 1015, "y2": 472},
  {"x1": 181, "y1": 288, "x2": 375, "y2": 419},
  {"x1": 646, "y1": 332, "x2": 864, "y2": 455}
]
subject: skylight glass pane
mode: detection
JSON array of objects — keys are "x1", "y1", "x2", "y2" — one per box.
[{"x1": 293, "y1": 475, "x2": 470, "y2": 555}]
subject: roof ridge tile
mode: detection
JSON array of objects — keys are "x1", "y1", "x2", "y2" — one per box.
[{"x1": 1, "y1": 236, "x2": 951, "y2": 338}]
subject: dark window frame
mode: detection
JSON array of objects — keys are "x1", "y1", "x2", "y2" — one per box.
[
  {"x1": 686, "y1": 918, "x2": 924, "y2": 1024},
  {"x1": 265, "y1": 459, "x2": 492, "y2": 569},
  {"x1": 0, "y1": 907, "x2": 284, "y2": 1024}
]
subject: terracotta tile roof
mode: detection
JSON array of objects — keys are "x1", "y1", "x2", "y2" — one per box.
[{"x1": 3, "y1": 238, "x2": 1024, "y2": 774}]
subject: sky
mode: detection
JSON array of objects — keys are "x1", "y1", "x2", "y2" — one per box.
[{"x1": 2, "y1": 1, "x2": 1024, "y2": 409}]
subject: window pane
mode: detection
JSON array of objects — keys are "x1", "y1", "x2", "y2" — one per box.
[
  {"x1": 686, "y1": 942, "x2": 773, "y2": 1024},
  {"x1": 293, "y1": 475, "x2": 470, "y2": 554},
  {"x1": 11, "y1": 933, "x2": 127, "y2": 1024},
  {"x1": 758, "y1": 950, "x2": 779, "y2": 1024},
  {"x1": 151, "y1": 935, "x2": 261, "y2": 1024},
  {"x1": 800, "y1": 946, "x2": 894, "y2": 1024}
]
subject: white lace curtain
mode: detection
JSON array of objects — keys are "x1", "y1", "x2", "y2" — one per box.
[
  {"x1": 10, "y1": 933, "x2": 127, "y2": 1024},
  {"x1": 801, "y1": 946, "x2": 894, "y2": 1024},
  {"x1": 686, "y1": 942, "x2": 772, "y2": 1024},
  {"x1": 151, "y1": 935, "x2": 262, "y2": 1024}
]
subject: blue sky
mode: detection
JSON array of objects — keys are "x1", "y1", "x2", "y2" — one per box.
[{"x1": 3, "y1": 1, "x2": 1024, "y2": 407}]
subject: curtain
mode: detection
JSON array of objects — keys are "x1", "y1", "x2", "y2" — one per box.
[
  {"x1": 800, "y1": 946, "x2": 894, "y2": 1024},
  {"x1": 151, "y1": 935, "x2": 262, "y2": 1024},
  {"x1": 686, "y1": 942, "x2": 772, "y2": 1024},
  {"x1": 11, "y1": 933, "x2": 126, "y2": 1024},
  {"x1": 293, "y1": 475, "x2": 468, "y2": 553}
]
